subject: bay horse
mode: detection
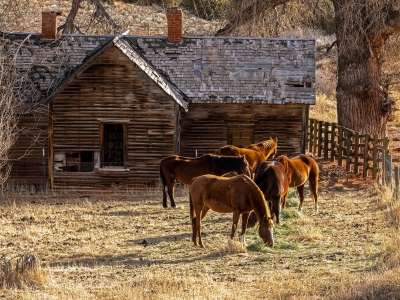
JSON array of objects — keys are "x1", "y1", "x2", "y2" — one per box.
[
  {"x1": 214, "y1": 137, "x2": 278, "y2": 176},
  {"x1": 276, "y1": 154, "x2": 319, "y2": 212},
  {"x1": 253, "y1": 161, "x2": 289, "y2": 225},
  {"x1": 189, "y1": 174, "x2": 275, "y2": 248},
  {"x1": 159, "y1": 154, "x2": 251, "y2": 208}
]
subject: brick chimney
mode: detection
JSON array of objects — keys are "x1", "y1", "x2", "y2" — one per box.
[
  {"x1": 42, "y1": 10, "x2": 61, "y2": 40},
  {"x1": 166, "y1": 7, "x2": 183, "y2": 43}
]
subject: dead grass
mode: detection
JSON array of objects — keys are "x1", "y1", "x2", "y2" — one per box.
[{"x1": 1, "y1": 170, "x2": 400, "y2": 299}]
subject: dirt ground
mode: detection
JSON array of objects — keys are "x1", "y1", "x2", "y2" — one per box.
[{"x1": 1, "y1": 156, "x2": 397, "y2": 299}]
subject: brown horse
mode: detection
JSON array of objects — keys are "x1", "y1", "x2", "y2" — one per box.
[
  {"x1": 214, "y1": 137, "x2": 278, "y2": 175},
  {"x1": 253, "y1": 161, "x2": 289, "y2": 225},
  {"x1": 276, "y1": 154, "x2": 319, "y2": 212},
  {"x1": 189, "y1": 174, "x2": 275, "y2": 248},
  {"x1": 159, "y1": 154, "x2": 251, "y2": 208}
]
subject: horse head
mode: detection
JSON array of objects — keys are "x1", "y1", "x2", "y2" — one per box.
[
  {"x1": 239, "y1": 155, "x2": 252, "y2": 177},
  {"x1": 258, "y1": 214, "x2": 275, "y2": 247}
]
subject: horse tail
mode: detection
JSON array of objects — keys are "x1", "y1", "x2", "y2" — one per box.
[{"x1": 159, "y1": 166, "x2": 167, "y2": 188}]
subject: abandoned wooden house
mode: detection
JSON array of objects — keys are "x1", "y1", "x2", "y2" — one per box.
[{"x1": 4, "y1": 8, "x2": 315, "y2": 192}]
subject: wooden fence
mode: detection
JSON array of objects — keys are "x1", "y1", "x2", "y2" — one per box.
[{"x1": 307, "y1": 118, "x2": 389, "y2": 180}]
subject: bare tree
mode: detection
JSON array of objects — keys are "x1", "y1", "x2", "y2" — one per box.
[
  {"x1": 217, "y1": 0, "x2": 400, "y2": 137},
  {"x1": 0, "y1": 36, "x2": 27, "y2": 187},
  {"x1": 60, "y1": 0, "x2": 121, "y2": 34}
]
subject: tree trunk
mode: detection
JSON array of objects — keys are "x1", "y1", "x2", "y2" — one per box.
[
  {"x1": 336, "y1": 48, "x2": 387, "y2": 137},
  {"x1": 334, "y1": 0, "x2": 394, "y2": 137},
  {"x1": 61, "y1": 0, "x2": 81, "y2": 34}
]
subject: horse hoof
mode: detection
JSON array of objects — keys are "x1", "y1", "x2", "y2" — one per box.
[
  {"x1": 163, "y1": 205, "x2": 168, "y2": 209},
  {"x1": 172, "y1": 205, "x2": 178, "y2": 209},
  {"x1": 298, "y1": 207, "x2": 302, "y2": 212},
  {"x1": 315, "y1": 206, "x2": 319, "y2": 213}
]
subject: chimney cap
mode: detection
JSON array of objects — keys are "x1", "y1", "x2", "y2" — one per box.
[{"x1": 43, "y1": 5, "x2": 62, "y2": 15}]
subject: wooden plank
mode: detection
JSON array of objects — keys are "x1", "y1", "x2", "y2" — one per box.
[
  {"x1": 337, "y1": 126, "x2": 343, "y2": 167},
  {"x1": 330, "y1": 123, "x2": 336, "y2": 161},
  {"x1": 372, "y1": 135, "x2": 379, "y2": 180},
  {"x1": 363, "y1": 134, "x2": 370, "y2": 178}
]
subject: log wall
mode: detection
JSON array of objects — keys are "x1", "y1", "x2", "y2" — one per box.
[{"x1": 180, "y1": 103, "x2": 305, "y2": 157}]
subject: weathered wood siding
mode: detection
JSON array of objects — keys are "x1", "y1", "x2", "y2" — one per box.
[
  {"x1": 8, "y1": 111, "x2": 49, "y2": 188},
  {"x1": 51, "y1": 46, "x2": 177, "y2": 191},
  {"x1": 180, "y1": 103, "x2": 305, "y2": 157}
]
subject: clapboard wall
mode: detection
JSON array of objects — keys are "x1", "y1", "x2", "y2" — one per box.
[
  {"x1": 180, "y1": 103, "x2": 307, "y2": 157},
  {"x1": 49, "y1": 46, "x2": 178, "y2": 191},
  {"x1": 8, "y1": 112, "x2": 49, "y2": 189}
]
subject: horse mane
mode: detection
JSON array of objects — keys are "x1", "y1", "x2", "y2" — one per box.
[
  {"x1": 209, "y1": 154, "x2": 247, "y2": 172},
  {"x1": 259, "y1": 138, "x2": 276, "y2": 149}
]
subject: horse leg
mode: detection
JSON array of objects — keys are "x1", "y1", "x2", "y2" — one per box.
[
  {"x1": 162, "y1": 185, "x2": 168, "y2": 208},
  {"x1": 297, "y1": 184, "x2": 305, "y2": 211},
  {"x1": 240, "y1": 212, "x2": 250, "y2": 246},
  {"x1": 273, "y1": 200, "x2": 281, "y2": 224},
  {"x1": 197, "y1": 212, "x2": 204, "y2": 248},
  {"x1": 309, "y1": 180, "x2": 319, "y2": 212},
  {"x1": 230, "y1": 211, "x2": 241, "y2": 239},
  {"x1": 189, "y1": 193, "x2": 197, "y2": 246},
  {"x1": 166, "y1": 181, "x2": 177, "y2": 208}
]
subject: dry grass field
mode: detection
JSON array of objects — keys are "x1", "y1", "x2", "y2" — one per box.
[
  {"x1": 2, "y1": 1, "x2": 400, "y2": 299},
  {"x1": 1, "y1": 160, "x2": 400, "y2": 299}
]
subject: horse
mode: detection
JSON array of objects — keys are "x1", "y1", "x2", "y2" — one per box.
[
  {"x1": 189, "y1": 174, "x2": 275, "y2": 248},
  {"x1": 276, "y1": 154, "x2": 319, "y2": 212},
  {"x1": 214, "y1": 137, "x2": 278, "y2": 176},
  {"x1": 159, "y1": 154, "x2": 251, "y2": 208},
  {"x1": 252, "y1": 161, "x2": 289, "y2": 225}
]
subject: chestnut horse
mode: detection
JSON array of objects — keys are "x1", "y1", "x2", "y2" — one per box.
[
  {"x1": 253, "y1": 161, "x2": 289, "y2": 225},
  {"x1": 160, "y1": 154, "x2": 251, "y2": 208},
  {"x1": 189, "y1": 174, "x2": 275, "y2": 248},
  {"x1": 214, "y1": 137, "x2": 278, "y2": 175},
  {"x1": 276, "y1": 154, "x2": 319, "y2": 212}
]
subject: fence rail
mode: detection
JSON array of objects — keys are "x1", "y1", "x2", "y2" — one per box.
[{"x1": 307, "y1": 118, "x2": 389, "y2": 180}]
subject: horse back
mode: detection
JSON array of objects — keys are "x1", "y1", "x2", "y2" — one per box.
[
  {"x1": 255, "y1": 161, "x2": 288, "y2": 199},
  {"x1": 190, "y1": 174, "x2": 263, "y2": 213},
  {"x1": 277, "y1": 154, "x2": 318, "y2": 187},
  {"x1": 215, "y1": 145, "x2": 263, "y2": 172}
]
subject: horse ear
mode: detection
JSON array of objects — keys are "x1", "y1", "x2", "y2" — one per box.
[{"x1": 274, "y1": 137, "x2": 278, "y2": 143}]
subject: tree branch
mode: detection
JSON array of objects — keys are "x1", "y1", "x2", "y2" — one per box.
[
  {"x1": 214, "y1": 0, "x2": 290, "y2": 36},
  {"x1": 61, "y1": 0, "x2": 81, "y2": 34},
  {"x1": 91, "y1": 0, "x2": 120, "y2": 34}
]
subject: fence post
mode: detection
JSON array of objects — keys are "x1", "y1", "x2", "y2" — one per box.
[
  {"x1": 354, "y1": 132, "x2": 360, "y2": 174},
  {"x1": 382, "y1": 149, "x2": 386, "y2": 185},
  {"x1": 318, "y1": 120, "x2": 323, "y2": 157},
  {"x1": 345, "y1": 129, "x2": 352, "y2": 172},
  {"x1": 385, "y1": 151, "x2": 392, "y2": 187},
  {"x1": 330, "y1": 123, "x2": 336, "y2": 161},
  {"x1": 383, "y1": 137, "x2": 390, "y2": 152},
  {"x1": 324, "y1": 121, "x2": 329, "y2": 160},
  {"x1": 372, "y1": 136, "x2": 379, "y2": 180},
  {"x1": 313, "y1": 119, "x2": 318, "y2": 155},
  {"x1": 337, "y1": 126, "x2": 344, "y2": 167},
  {"x1": 395, "y1": 166, "x2": 400, "y2": 200},
  {"x1": 308, "y1": 118, "x2": 314, "y2": 153},
  {"x1": 363, "y1": 134, "x2": 370, "y2": 178}
]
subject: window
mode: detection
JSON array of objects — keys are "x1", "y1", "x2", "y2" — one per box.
[
  {"x1": 54, "y1": 151, "x2": 96, "y2": 172},
  {"x1": 101, "y1": 123, "x2": 126, "y2": 168},
  {"x1": 226, "y1": 114, "x2": 256, "y2": 147},
  {"x1": 229, "y1": 128, "x2": 253, "y2": 148}
]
